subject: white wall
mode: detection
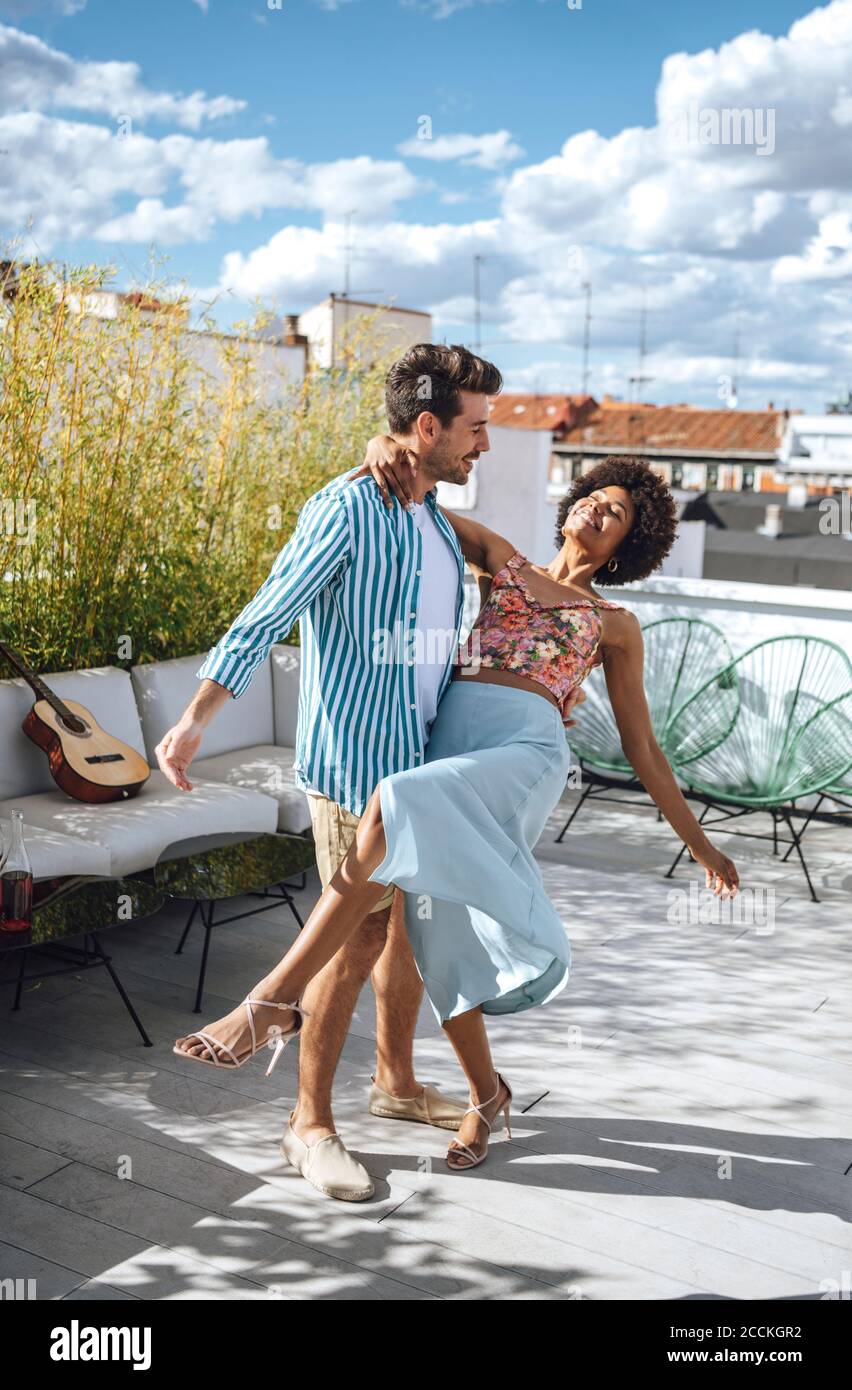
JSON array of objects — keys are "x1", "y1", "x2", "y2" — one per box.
[
  {"x1": 660, "y1": 518, "x2": 706, "y2": 578},
  {"x1": 184, "y1": 332, "x2": 305, "y2": 403},
  {"x1": 602, "y1": 573, "x2": 852, "y2": 652},
  {"x1": 437, "y1": 424, "x2": 557, "y2": 561},
  {"x1": 299, "y1": 299, "x2": 432, "y2": 370}
]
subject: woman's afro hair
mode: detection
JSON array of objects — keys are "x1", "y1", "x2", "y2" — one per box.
[{"x1": 554, "y1": 455, "x2": 678, "y2": 586}]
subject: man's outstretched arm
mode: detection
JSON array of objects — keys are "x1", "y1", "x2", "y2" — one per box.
[{"x1": 156, "y1": 490, "x2": 352, "y2": 790}]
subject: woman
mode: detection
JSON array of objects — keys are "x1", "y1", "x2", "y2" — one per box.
[{"x1": 174, "y1": 451, "x2": 740, "y2": 1173}]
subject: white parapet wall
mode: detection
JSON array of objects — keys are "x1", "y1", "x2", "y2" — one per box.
[
  {"x1": 463, "y1": 571, "x2": 852, "y2": 651},
  {"x1": 602, "y1": 574, "x2": 852, "y2": 652}
]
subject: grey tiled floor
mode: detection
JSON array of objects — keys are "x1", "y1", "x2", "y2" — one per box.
[{"x1": 1, "y1": 791, "x2": 849, "y2": 1300}]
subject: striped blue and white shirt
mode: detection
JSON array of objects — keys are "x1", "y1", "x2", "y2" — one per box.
[{"x1": 196, "y1": 468, "x2": 466, "y2": 815}]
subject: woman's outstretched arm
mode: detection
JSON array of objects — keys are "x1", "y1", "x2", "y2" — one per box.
[
  {"x1": 357, "y1": 434, "x2": 515, "y2": 574},
  {"x1": 599, "y1": 611, "x2": 740, "y2": 896},
  {"x1": 437, "y1": 505, "x2": 514, "y2": 576}
]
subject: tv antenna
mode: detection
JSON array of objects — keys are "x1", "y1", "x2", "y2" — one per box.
[
  {"x1": 580, "y1": 281, "x2": 592, "y2": 395},
  {"x1": 628, "y1": 290, "x2": 654, "y2": 402},
  {"x1": 473, "y1": 254, "x2": 486, "y2": 354}
]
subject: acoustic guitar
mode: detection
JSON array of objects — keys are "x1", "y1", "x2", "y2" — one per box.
[{"x1": 0, "y1": 642, "x2": 151, "y2": 803}]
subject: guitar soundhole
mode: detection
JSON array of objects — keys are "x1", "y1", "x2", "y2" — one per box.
[{"x1": 58, "y1": 714, "x2": 89, "y2": 736}]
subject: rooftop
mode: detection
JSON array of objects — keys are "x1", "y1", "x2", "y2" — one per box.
[
  {"x1": 489, "y1": 393, "x2": 596, "y2": 432},
  {"x1": 2, "y1": 786, "x2": 847, "y2": 1300},
  {"x1": 559, "y1": 402, "x2": 785, "y2": 457}
]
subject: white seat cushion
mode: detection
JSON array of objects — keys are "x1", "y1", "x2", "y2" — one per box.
[
  {"x1": 0, "y1": 771, "x2": 279, "y2": 878},
  {"x1": 193, "y1": 745, "x2": 311, "y2": 834},
  {"x1": 0, "y1": 666, "x2": 148, "y2": 802},
  {"x1": 131, "y1": 652, "x2": 274, "y2": 762},
  {"x1": 0, "y1": 821, "x2": 112, "y2": 882}
]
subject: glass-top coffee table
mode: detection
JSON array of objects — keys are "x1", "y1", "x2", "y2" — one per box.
[
  {"x1": 1, "y1": 875, "x2": 166, "y2": 1046},
  {"x1": 144, "y1": 831, "x2": 317, "y2": 1014}
]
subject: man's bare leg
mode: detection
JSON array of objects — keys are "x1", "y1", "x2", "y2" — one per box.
[
  {"x1": 372, "y1": 890, "x2": 423, "y2": 1098},
  {"x1": 290, "y1": 905, "x2": 391, "y2": 1147}
]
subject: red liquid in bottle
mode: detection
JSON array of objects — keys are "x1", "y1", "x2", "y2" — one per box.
[{"x1": 1, "y1": 869, "x2": 33, "y2": 932}]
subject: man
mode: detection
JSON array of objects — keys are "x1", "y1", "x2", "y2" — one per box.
[{"x1": 156, "y1": 342, "x2": 503, "y2": 1202}]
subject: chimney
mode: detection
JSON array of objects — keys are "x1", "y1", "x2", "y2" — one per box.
[
  {"x1": 280, "y1": 313, "x2": 308, "y2": 348},
  {"x1": 757, "y1": 503, "x2": 783, "y2": 538}
]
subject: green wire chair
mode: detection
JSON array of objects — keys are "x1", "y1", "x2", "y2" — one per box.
[
  {"x1": 556, "y1": 616, "x2": 733, "y2": 841},
  {"x1": 780, "y1": 706, "x2": 852, "y2": 864},
  {"x1": 664, "y1": 637, "x2": 852, "y2": 901}
]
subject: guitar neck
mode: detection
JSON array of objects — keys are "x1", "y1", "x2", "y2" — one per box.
[{"x1": 0, "y1": 642, "x2": 79, "y2": 724}]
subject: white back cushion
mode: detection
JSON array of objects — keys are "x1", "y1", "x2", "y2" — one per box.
[{"x1": 131, "y1": 651, "x2": 274, "y2": 761}]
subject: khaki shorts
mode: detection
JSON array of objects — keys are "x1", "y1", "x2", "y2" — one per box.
[{"x1": 307, "y1": 793, "x2": 396, "y2": 913}]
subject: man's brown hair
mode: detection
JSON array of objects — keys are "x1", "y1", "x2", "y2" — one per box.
[{"x1": 385, "y1": 343, "x2": 503, "y2": 434}]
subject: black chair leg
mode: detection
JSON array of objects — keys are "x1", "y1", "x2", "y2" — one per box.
[
  {"x1": 88, "y1": 934, "x2": 153, "y2": 1047},
  {"x1": 555, "y1": 781, "x2": 594, "y2": 842},
  {"x1": 175, "y1": 900, "x2": 199, "y2": 955},
  {"x1": 779, "y1": 809, "x2": 820, "y2": 903},
  {"x1": 193, "y1": 901, "x2": 215, "y2": 1014},
  {"x1": 780, "y1": 796, "x2": 823, "y2": 864}
]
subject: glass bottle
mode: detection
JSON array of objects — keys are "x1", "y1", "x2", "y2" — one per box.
[{"x1": 0, "y1": 810, "x2": 33, "y2": 933}]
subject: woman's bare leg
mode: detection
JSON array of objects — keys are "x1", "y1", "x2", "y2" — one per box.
[
  {"x1": 442, "y1": 1008, "x2": 510, "y2": 1167},
  {"x1": 175, "y1": 788, "x2": 390, "y2": 1060}
]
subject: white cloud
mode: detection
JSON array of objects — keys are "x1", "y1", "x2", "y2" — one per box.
[
  {"x1": 773, "y1": 208, "x2": 852, "y2": 282},
  {"x1": 218, "y1": 216, "x2": 506, "y2": 301},
  {"x1": 397, "y1": 130, "x2": 525, "y2": 169},
  {"x1": 0, "y1": 108, "x2": 422, "y2": 248},
  {"x1": 0, "y1": 23, "x2": 244, "y2": 130},
  {"x1": 3, "y1": 2, "x2": 852, "y2": 410}
]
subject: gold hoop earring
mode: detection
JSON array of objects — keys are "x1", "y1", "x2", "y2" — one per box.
[{"x1": 607, "y1": 557, "x2": 618, "y2": 573}]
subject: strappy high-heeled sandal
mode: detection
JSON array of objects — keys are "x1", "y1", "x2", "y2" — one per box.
[
  {"x1": 173, "y1": 995, "x2": 308, "y2": 1076},
  {"x1": 446, "y1": 1072, "x2": 513, "y2": 1171}
]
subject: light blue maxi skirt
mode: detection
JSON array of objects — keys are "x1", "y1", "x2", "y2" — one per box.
[{"x1": 367, "y1": 680, "x2": 573, "y2": 1025}]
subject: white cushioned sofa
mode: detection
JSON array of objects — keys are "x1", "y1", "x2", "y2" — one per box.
[{"x1": 0, "y1": 644, "x2": 310, "y2": 881}]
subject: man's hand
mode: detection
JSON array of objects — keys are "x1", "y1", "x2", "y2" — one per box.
[
  {"x1": 155, "y1": 719, "x2": 204, "y2": 791},
  {"x1": 350, "y1": 435, "x2": 417, "y2": 508}
]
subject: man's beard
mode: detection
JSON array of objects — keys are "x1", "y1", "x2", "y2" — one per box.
[
  {"x1": 443, "y1": 462, "x2": 470, "y2": 485},
  {"x1": 434, "y1": 448, "x2": 477, "y2": 486}
]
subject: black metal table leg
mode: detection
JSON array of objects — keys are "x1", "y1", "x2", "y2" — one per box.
[
  {"x1": 88, "y1": 933, "x2": 153, "y2": 1046},
  {"x1": 175, "y1": 900, "x2": 199, "y2": 955},
  {"x1": 278, "y1": 882, "x2": 305, "y2": 929},
  {"x1": 193, "y1": 901, "x2": 215, "y2": 1014},
  {"x1": 12, "y1": 948, "x2": 28, "y2": 1012}
]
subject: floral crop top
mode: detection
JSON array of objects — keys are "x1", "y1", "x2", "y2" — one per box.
[{"x1": 455, "y1": 551, "x2": 624, "y2": 715}]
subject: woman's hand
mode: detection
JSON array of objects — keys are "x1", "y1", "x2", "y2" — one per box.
[
  {"x1": 561, "y1": 685, "x2": 587, "y2": 728},
  {"x1": 690, "y1": 841, "x2": 740, "y2": 897},
  {"x1": 351, "y1": 435, "x2": 417, "y2": 509}
]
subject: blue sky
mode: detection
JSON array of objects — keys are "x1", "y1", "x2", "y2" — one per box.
[{"x1": 1, "y1": 0, "x2": 850, "y2": 409}]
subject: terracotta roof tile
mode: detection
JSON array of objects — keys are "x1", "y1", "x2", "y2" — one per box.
[
  {"x1": 560, "y1": 403, "x2": 784, "y2": 456},
  {"x1": 489, "y1": 393, "x2": 596, "y2": 432}
]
